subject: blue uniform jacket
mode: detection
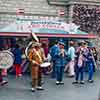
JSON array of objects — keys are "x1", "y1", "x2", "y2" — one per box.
[
  {"x1": 12, "y1": 48, "x2": 22, "y2": 64},
  {"x1": 50, "y1": 45, "x2": 59, "y2": 61},
  {"x1": 54, "y1": 47, "x2": 67, "y2": 67}
]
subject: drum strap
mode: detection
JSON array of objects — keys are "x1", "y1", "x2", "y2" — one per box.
[{"x1": 33, "y1": 49, "x2": 42, "y2": 63}]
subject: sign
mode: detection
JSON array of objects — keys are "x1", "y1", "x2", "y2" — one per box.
[
  {"x1": 31, "y1": 20, "x2": 68, "y2": 34},
  {"x1": 1, "y1": 17, "x2": 82, "y2": 35},
  {"x1": 16, "y1": 19, "x2": 81, "y2": 34}
]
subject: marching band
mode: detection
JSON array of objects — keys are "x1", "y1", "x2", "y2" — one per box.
[{"x1": 0, "y1": 39, "x2": 98, "y2": 92}]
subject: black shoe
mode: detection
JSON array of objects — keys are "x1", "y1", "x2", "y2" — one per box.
[
  {"x1": 56, "y1": 81, "x2": 60, "y2": 85},
  {"x1": 0, "y1": 81, "x2": 8, "y2": 86},
  {"x1": 88, "y1": 80, "x2": 94, "y2": 83},
  {"x1": 72, "y1": 81, "x2": 78, "y2": 84},
  {"x1": 59, "y1": 81, "x2": 64, "y2": 85},
  {"x1": 68, "y1": 75, "x2": 74, "y2": 78},
  {"x1": 80, "y1": 81, "x2": 85, "y2": 84}
]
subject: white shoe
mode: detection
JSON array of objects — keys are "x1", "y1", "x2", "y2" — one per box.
[
  {"x1": 0, "y1": 80, "x2": 8, "y2": 86},
  {"x1": 36, "y1": 86, "x2": 44, "y2": 90},
  {"x1": 18, "y1": 74, "x2": 22, "y2": 77},
  {"x1": 56, "y1": 81, "x2": 60, "y2": 85},
  {"x1": 80, "y1": 81, "x2": 85, "y2": 84},
  {"x1": 31, "y1": 88, "x2": 35, "y2": 92},
  {"x1": 60, "y1": 81, "x2": 64, "y2": 84}
]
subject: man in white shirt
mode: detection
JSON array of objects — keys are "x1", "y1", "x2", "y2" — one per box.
[{"x1": 65, "y1": 41, "x2": 75, "y2": 77}]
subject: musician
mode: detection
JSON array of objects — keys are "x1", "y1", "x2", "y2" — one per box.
[
  {"x1": 84, "y1": 47, "x2": 94, "y2": 83},
  {"x1": 28, "y1": 42, "x2": 45, "y2": 92},
  {"x1": 0, "y1": 49, "x2": 8, "y2": 85},
  {"x1": 65, "y1": 41, "x2": 75, "y2": 77},
  {"x1": 72, "y1": 42, "x2": 86, "y2": 84},
  {"x1": 80, "y1": 42, "x2": 94, "y2": 83},
  {"x1": 91, "y1": 47, "x2": 97, "y2": 72},
  {"x1": 12, "y1": 44, "x2": 22, "y2": 78},
  {"x1": 54, "y1": 41, "x2": 67, "y2": 85},
  {"x1": 0, "y1": 69, "x2": 8, "y2": 86},
  {"x1": 50, "y1": 41, "x2": 59, "y2": 78}
]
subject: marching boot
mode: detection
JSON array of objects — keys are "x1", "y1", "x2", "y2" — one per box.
[
  {"x1": 36, "y1": 79, "x2": 44, "y2": 90},
  {"x1": 31, "y1": 79, "x2": 37, "y2": 92}
]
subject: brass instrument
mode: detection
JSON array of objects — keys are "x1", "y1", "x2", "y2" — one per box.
[{"x1": 60, "y1": 49, "x2": 65, "y2": 57}]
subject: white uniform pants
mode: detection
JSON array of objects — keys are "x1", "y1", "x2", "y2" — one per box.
[{"x1": 65, "y1": 60, "x2": 75, "y2": 76}]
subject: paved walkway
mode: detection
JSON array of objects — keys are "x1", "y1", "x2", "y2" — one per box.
[{"x1": 0, "y1": 71, "x2": 100, "y2": 100}]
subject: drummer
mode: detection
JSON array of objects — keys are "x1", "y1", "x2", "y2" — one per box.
[
  {"x1": 0, "y1": 69, "x2": 8, "y2": 86},
  {"x1": 28, "y1": 42, "x2": 45, "y2": 92},
  {"x1": 0, "y1": 49, "x2": 8, "y2": 86}
]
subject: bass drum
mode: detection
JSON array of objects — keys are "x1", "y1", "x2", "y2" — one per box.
[
  {"x1": 0, "y1": 50, "x2": 14, "y2": 69},
  {"x1": 40, "y1": 62, "x2": 51, "y2": 68}
]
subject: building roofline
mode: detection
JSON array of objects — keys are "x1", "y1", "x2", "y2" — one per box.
[
  {"x1": 47, "y1": 0, "x2": 100, "y2": 6},
  {"x1": 0, "y1": 32, "x2": 97, "y2": 38}
]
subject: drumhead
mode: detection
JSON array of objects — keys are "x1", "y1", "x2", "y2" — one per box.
[
  {"x1": 0, "y1": 50, "x2": 14, "y2": 69},
  {"x1": 40, "y1": 62, "x2": 51, "y2": 68}
]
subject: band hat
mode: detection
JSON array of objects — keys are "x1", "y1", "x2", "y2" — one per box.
[
  {"x1": 80, "y1": 40, "x2": 86, "y2": 43},
  {"x1": 58, "y1": 41, "x2": 65, "y2": 46},
  {"x1": 32, "y1": 42, "x2": 41, "y2": 47}
]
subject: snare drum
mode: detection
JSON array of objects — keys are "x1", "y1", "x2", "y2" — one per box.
[{"x1": 40, "y1": 62, "x2": 51, "y2": 68}]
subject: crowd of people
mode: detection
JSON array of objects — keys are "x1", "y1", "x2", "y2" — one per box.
[
  {"x1": 0, "y1": 39, "x2": 98, "y2": 92},
  {"x1": 73, "y1": 4, "x2": 100, "y2": 34}
]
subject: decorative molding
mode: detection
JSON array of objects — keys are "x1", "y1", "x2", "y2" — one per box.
[{"x1": 47, "y1": 0, "x2": 100, "y2": 6}]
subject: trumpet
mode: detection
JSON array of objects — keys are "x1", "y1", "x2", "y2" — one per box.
[{"x1": 60, "y1": 49, "x2": 65, "y2": 57}]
